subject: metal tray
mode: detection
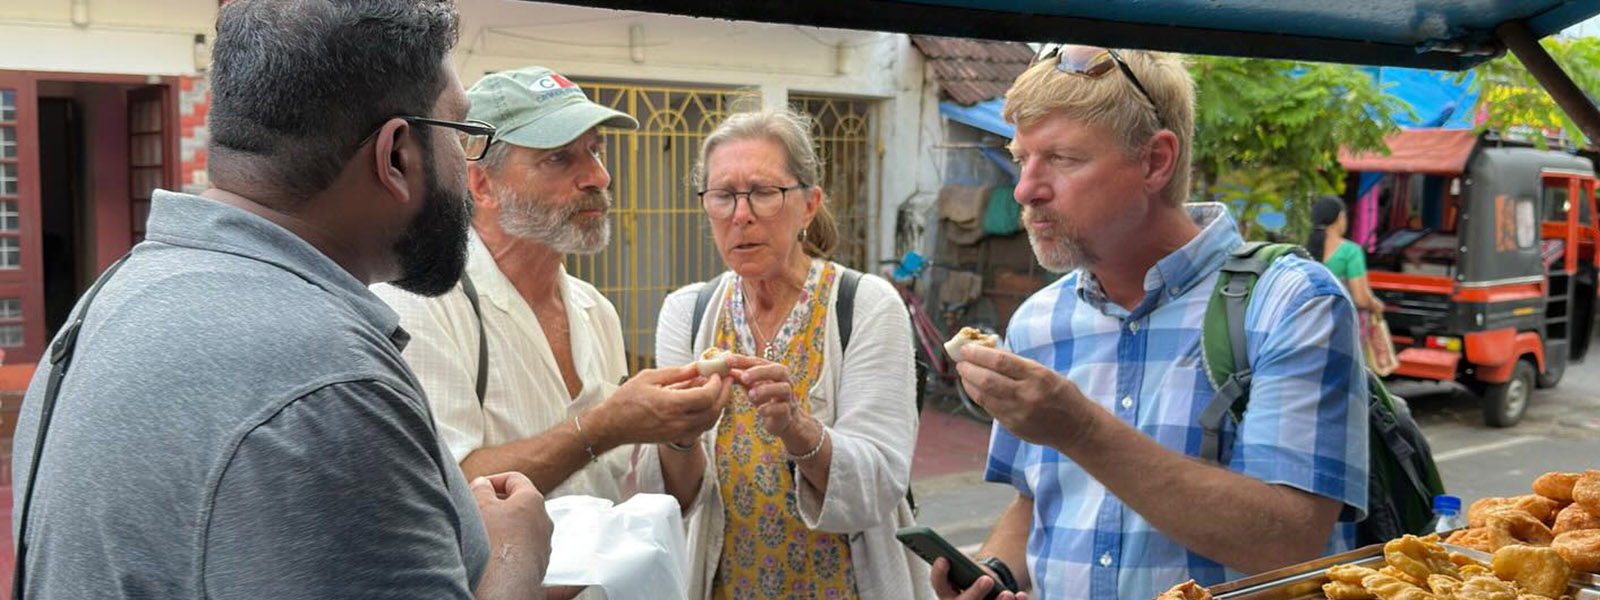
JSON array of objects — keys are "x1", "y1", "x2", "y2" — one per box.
[{"x1": 1205, "y1": 542, "x2": 1600, "y2": 600}]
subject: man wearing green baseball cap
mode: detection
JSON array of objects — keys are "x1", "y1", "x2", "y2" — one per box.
[{"x1": 375, "y1": 67, "x2": 732, "y2": 600}]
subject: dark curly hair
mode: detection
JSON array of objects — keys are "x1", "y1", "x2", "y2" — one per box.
[{"x1": 206, "y1": 0, "x2": 460, "y2": 199}]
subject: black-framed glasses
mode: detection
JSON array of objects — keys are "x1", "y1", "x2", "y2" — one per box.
[
  {"x1": 363, "y1": 116, "x2": 497, "y2": 161},
  {"x1": 403, "y1": 117, "x2": 496, "y2": 161},
  {"x1": 1032, "y1": 45, "x2": 1165, "y2": 129},
  {"x1": 698, "y1": 181, "x2": 808, "y2": 220}
]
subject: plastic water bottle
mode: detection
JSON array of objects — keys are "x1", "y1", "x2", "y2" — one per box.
[{"x1": 1434, "y1": 495, "x2": 1465, "y2": 534}]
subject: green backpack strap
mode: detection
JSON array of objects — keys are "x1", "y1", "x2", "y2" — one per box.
[{"x1": 1198, "y1": 241, "x2": 1309, "y2": 463}]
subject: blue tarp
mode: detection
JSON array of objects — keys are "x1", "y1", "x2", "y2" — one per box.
[
  {"x1": 1365, "y1": 67, "x2": 1478, "y2": 129},
  {"x1": 940, "y1": 98, "x2": 1013, "y2": 139}
]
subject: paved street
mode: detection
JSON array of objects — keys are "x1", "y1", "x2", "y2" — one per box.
[{"x1": 911, "y1": 330, "x2": 1600, "y2": 553}]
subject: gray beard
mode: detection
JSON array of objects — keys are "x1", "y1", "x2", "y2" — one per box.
[
  {"x1": 1024, "y1": 208, "x2": 1098, "y2": 273},
  {"x1": 496, "y1": 187, "x2": 612, "y2": 255}
]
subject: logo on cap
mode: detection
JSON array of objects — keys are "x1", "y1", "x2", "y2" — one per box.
[{"x1": 531, "y1": 73, "x2": 579, "y2": 92}]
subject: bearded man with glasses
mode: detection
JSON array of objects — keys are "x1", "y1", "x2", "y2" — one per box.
[
  {"x1": 931, "y1": 47, "x2": 1369, "y2": 600},
  {"x1": 8, "y1": 1, "x2": 568, "y2": 599}
]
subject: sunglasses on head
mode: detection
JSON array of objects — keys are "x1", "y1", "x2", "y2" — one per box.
[{"x1": 1032, "y1": 44, "x2": 1165, "y2": 129}]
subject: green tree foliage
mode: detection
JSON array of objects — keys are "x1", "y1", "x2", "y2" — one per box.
[
  {"x1": 1190, "y1": 56, "x2": 1409, "y2": 240},
  {"x1": 1466, "y1": 36, "x2": 1600, "y2": 148}
]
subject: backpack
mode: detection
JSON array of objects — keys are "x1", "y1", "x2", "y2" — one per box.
[
  {"x1": 690, "y1": 268, "x2": 920, "y2": 514},
  {"x1": 1197, "y1": 242, "x2": 1446, "y2": 545}
]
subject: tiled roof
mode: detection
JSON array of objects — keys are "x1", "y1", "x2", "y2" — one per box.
[{"x1": 910, "y1": 35, "x2": 1034, "y2": 105}]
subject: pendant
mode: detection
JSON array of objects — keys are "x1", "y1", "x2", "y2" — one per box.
[{"x1": 763, "y1": 344, "x2": 779, "y2": 362}]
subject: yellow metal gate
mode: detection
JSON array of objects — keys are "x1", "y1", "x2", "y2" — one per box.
[
  {"x1": 575, "y1": 81, "x2": 876, "y2": 371},
  {"x1": 791, "y1": 94, "x2": 878, "y2": 274}
]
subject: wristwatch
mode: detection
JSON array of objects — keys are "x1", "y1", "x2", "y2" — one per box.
[{"x1": 977, "y1": 556, "x2": 1019, "y2": 592}]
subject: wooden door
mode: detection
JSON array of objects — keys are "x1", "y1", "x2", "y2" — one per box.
[
  {"x1": 127, "y1": 86, "x2": 169, "y2": 244},
  {"x1": 0, "y1": 73, "x2": 44, "y2": 365}
]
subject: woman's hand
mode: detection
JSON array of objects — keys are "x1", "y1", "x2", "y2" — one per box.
[{"x1": 726, "y1": 354, "x2": 806, "y2": 438}]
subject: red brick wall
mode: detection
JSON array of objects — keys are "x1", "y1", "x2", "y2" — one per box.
[{"x1": 178, "y1": 76, "x2": 210, "y2": 194}]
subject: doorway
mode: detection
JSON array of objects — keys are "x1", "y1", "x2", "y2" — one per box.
[
  {"x1": 0, "y1": 71, "x2": 176, "y2": 367},
  {"x1": 37, "y1": 97, "x2": 84, "y2": 336}
]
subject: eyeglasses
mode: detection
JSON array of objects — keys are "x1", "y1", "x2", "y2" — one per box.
[
  {"x1": 698, "y1": 182, "x2": 808, "y2": 220},
  {"x1": 363, "y1": 116, "x2": 497, "y2": 161},
  {"x1": 1032, "y1": 45, "x2": 1165, "y2": 129},
  {"x1": 402, "y1": 117, "x2": 497, "y2": 161}
]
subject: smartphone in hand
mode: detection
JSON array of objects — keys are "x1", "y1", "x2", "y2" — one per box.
[{"x1": 895, "y1": 525, "x2": 1016, "y2": 599}]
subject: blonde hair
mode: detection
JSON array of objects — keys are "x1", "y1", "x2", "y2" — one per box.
[
  {"x1": 1003, "y1": 49, "x2": 1195, "y2": 206},
  {"x1": 692, "y1": 108, "x2": 838, "y2": 259}
]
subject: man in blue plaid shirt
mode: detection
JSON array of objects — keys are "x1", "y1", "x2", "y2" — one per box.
[{"x1": 928, "y1": 46, "x2": 1369, "y2": 600}]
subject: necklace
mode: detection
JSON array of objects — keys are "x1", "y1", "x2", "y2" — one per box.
[{"x1": 742, "y1": 283, "x2": 782, "y2": 362}]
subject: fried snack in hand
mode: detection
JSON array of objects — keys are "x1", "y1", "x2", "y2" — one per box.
[
  {"x1": 1157, "y1": 579, "x2": 1213, "y2": 600},
  {"x1": 1361, "y1": 572, "x2": 1438, "y2": 600},
  {"x1": 1324, "y1": 581, "x2": 1376, "y2": 600},
  {"x1": 1574, "y1": 471, "x2": 1600, "y2": 517},
  {"x1": 1387, "y1": 534, "x2": 1462, "y2": 582},
  {"x1": 1551, "y1": 529, "x2": 1600, "y2": 573},
  {"x1": 1449, "y1": 528, "x2": 1496, "y2": 553},
  {"x1": 1487, "y1": 512, "x2": 1555, "y2": 551},
  {"x1": 1534, "y1": 472, "x2": 1582, "y2": 503},
  {"x1": 1454, "y1": 574, "x2": 1519, "y2": 600},
  {"x1": 1471, "y1": 498, "x2": 1522, "y2": 529},
  {"x1": 1513, "y1": 495, "x2": 1566, "y2": 527},
  {"x1": 1330, "y1": 564, "x2": 1382, "y2": 584},
  {"x1": 1552, "y1": 504, "x2": 1600, "y2": 536},
  {"x1": 1491, "y1": 544, "x2": 1574, "y2": 599},
  {"x1": 695, "y1": 347, "x2": 731, "y2": 376},
  {"x1": 944, "y1": 326, "x2": 999, "y2": 362}
]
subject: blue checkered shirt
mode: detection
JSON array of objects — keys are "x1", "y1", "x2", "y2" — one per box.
[{"x1": 985, "y1": 204, "x2": 1369, "y2": 600}]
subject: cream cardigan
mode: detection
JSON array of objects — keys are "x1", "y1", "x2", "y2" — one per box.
[{"x1": 632, "y1": 266, "x2": 935, "y2": 600}]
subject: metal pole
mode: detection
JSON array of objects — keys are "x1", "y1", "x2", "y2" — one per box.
[{"x1": 1496, "y1": 19, "x2": 1600, "y2": 144}]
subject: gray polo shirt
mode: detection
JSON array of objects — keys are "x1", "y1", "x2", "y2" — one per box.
[{"x1": 10, "y1": 190, "x2": 489, "y2": 598}]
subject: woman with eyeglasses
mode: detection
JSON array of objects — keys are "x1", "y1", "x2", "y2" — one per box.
[{"x1": 631, "y1": 108, "x2": 932, "y2": 600}]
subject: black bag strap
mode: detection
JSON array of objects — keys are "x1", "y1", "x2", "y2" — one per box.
[
  {"x1": 690, "y1": 273, "x2": 727, "y2": 350},
  {"x1": 1369, "y1": 388, "x2": 1431, "y2": 508},
  {"x1": 835, "y1": 267, "x2": 863, "y2": 353},
  {"x1": 12, "y1": 255, "x2": 130, "y2": 600},
  {"x1": 459, "y1": 274, "x2": 488, "y2": 406}
]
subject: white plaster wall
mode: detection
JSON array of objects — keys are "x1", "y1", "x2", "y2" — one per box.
[
  {"x1": 455, "y1": 0, "x2": 939, "y2": 264},
  {"x1": 0, "y1": 0, "x2": 945, "y2": 265},
  {"x1": 0, "y1": 0, "x2": 216, "y2": 77}
]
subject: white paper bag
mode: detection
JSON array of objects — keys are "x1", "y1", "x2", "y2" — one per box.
[{"x1": 542, "y1": 494, "x2": 689, "y2": 600}]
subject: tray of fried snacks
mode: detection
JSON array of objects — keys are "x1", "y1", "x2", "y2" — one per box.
[
  {"x1": 1158, "y1": 532, "x2": 1600, "y2": 600},
  {"x1": 1444, "y1": 469, "x2": 1600, "y2": 582}
]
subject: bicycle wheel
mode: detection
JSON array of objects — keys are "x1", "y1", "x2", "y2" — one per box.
[{"x1": 954, "y1": 375, "x2": 994, "y2": 424}]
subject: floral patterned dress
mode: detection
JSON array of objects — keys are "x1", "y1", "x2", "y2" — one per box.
[{"x1": 709, "y1": 260, "x2": 859, "y2": 600}]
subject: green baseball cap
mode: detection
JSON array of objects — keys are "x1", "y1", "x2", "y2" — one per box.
[{"x1": 466, "y1": 66, "x2": 638, "y2": 150}]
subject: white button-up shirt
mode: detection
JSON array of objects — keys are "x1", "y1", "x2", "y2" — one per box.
[{"x1": 373, "y1": 234, "x2": 633, "y2": 502}]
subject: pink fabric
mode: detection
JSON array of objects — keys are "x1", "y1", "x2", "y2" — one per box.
[{"x1": 1355, "y1": 181, "x2": 1382, "y2": 250}]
